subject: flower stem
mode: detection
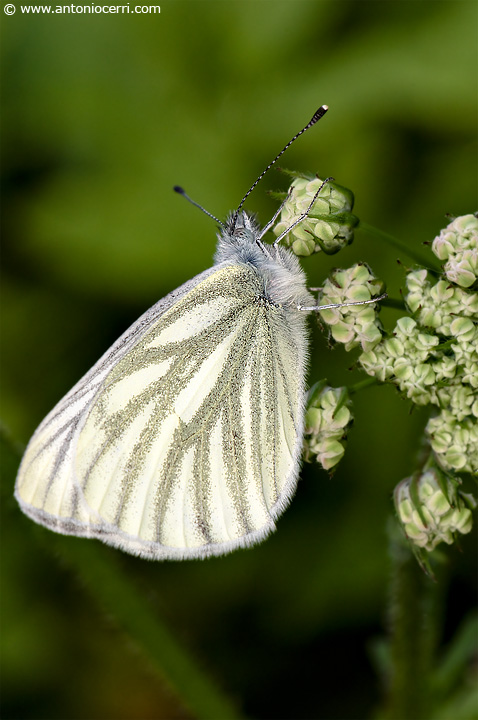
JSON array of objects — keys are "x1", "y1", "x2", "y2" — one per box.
[
  {"x1": 348, "y1": 377, "x2": 379, "y2": 394},
  {"x1": 384, "y1": 522, "x2": 444, "y2": 719},
  {"x1": 358, "y1": 221, "x2": 441, "y2": 271}
]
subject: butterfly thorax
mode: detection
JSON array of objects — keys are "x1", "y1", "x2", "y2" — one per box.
[{"x1": 214, "y1": 210, "x2": 314, "y2": 311}]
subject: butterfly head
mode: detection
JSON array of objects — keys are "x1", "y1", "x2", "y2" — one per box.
[
  {"x1": 214, "y1": 210, "x2": 263, "y2": 263},
  {"x1": 226, "y1": 210, "x2": 260, "y2": 241}
]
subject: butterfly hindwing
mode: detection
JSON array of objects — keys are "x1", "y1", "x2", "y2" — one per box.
[{"x1": 15, "y1": 262, "x2": 307, "y2": 559}]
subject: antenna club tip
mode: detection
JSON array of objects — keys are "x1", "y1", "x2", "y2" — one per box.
[
  {"x1": 173, "y1": 185, "x2": 185, "y2": 194},
  {"x1": 309, "y1": 105, "x2": 329, "y2": 126}
]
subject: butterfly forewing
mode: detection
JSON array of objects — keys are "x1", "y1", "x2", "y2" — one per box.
[{"x1": 16, "y1": 262, "x2": 307, "y2": 559}]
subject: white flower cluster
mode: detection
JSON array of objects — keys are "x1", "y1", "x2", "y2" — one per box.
[
  {"x1": 359, "y1": 310, "x2": 478, "y2": 437},
  {"x1": 404, "y1": 266, "x2": 477, "y2": 473},
  {"x1": 360, "y1": 316, "x2": 442, "y2": 404},
  {"x1": 273, "y1": 176, "x2": 358, "y2": 256},
  {"x1": 314, "y1": 215, "x2": 477, "y2": 478},
  {"x1": 394, "y1": 469, "x2": 476, "y2": 551},
  {"x1": 308, "y1": 210, "x2": 477, "y2": 552},
  {"x1": 432, "y1": 214, "x2": 478, "y2": 288},
  {"x1": 304, "y1": 383, "x2": 353, "y2": 471},
  {"x1": 406, "y1": 269, "x2": 478, "y2": 334},
  {"x1": 357, "y1": 226, "x2": 478, "y2": 475}
]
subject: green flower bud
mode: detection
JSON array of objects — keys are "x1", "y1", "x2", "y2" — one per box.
[
  {"x1": 273, "y1": 176, "x2": 359, "y2": 256},
  {"x1": 359, "y1": 346, "x2": 395, "y2": 382},
  {"x1": 405, "y1": 268, "x2": 429, "y2": 300},
  {"x1": 434, "y1": 355, "x2": 457, "y2": 382},
  {"x1": 426, "y1": 410, "x2": 478, "y2": 474},
  {"x1": 318, "y1": 264, "x2": 384, "y2": 351},
  {"x1": 459, "y1": 288, "x2": 478, "y2": 316},
  {"x1": 451, "y1": 327, "x2": 478, "y2": 391},
  {"x1": 441, "y1": 384, "x2": 477, "y2": 422},
  {"x1": 308, "y1": 437, "x2": 346, "y2": 471},
  {"x1": 393, "y1": 317, "x2": 439, "y2": 357},
  {"x1": 394, "y1": 468, "x2": 476, "y2": 551},
  {"x1": 399, "y1": 363, "x2": 437, "y2": 405},
  {"x1": 359, "y1": 314, "x2": 448, "y2": 404},
  {"x1": 432, "y1": 214, "x2": 478, "y2": 288},
  {"x1": 361, "y1": 300, "x2": 469, "y2": 415},
  {"x1": 405, "y1": 269, "x2": 478, "y2": 336},
  {"x1": 384, "y1": 336, "x2": 405, "y2": 359},
  {"x1": 304, "y1": 383, "x2": 353, "y2": 471},
  {"x1": 436, "y1": 382, "x2": 478, "y2": 423},
  {"x1": 449, "y1": 316, "x2": 476, "y2": 341},
  {"x1": 463, "y1": 364, "x2": 478, "y2": 390}
]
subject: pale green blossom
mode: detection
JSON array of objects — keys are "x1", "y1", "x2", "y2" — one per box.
[
  {"x1": 304, "y1": 383, "x2": 353, "y2": 471},
  {"x1": 426, "y1": 411, "x2": 478, "y2": 474},
  {"x1": 273, "y1": 176, "x2": 358, "y2": 256},
  {"x1": 405, "y1": 269, "x2": 478, "y2": 335},
  {"x1": 432, "y1": 214, "x2": 478, "y2": 288},
  {"x1": 318, "y1": 264, "x2": 384, "y2": 352},
  {"x1": 394, "y1": 468, "x2": 475, "y2": 551}
]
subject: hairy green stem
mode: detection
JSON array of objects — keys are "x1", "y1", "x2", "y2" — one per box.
[
  {"x1": 385, "y1": 523, "x2": 443, "y2": 719},
  {"x1": 348, "y1": 377, "x2": 378, "y2": 394}
]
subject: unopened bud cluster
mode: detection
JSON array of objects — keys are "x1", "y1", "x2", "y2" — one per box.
[
  {"x1": 304, "y1": 382, "x2": 353, "y2": 471},
  {"x1": 426, "y1": 411, "x2": 478, "y2": 475},
  {"x1": 394, "y1": 468, "x2": 476, "y2": 551},
  {"x1": 432, "y1": 214, "x2": 478, "y2": 288},
  {"x1": 318, "y1": 264, "x2": 385, "y2": 352},
  {"x1": 273, "y1": 175, "x2": 358, "y2": 256},
  {"x1": 313, "y1": 212, "x2": 476, "y2": 551},
  {"x1": 358, "y1": 266, "x2": 477, "y2": 474},
  {"x1": 342, "y1": 216, "x2": 478, "y2": 476}
]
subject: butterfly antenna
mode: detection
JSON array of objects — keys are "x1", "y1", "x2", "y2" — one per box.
[
  {"x1": 174, "y1": 186, "x2": 225, "y2": 228},
  {"x1": 233, "y1": 105, "x2": 329, "y2": 223}
]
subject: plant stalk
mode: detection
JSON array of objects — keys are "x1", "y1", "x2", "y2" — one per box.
[{"x1": 384, "y1": 523, "x2": 443, "y2": 719}]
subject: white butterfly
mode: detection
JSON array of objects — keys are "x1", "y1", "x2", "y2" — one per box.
[{"x1": 15, "y1": 106, "x2": 382, "y2": 560}]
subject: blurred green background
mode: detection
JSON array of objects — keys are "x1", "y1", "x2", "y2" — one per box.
[{"x1": 1, "y1": 1, "x2": 477, "y2": 718}]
